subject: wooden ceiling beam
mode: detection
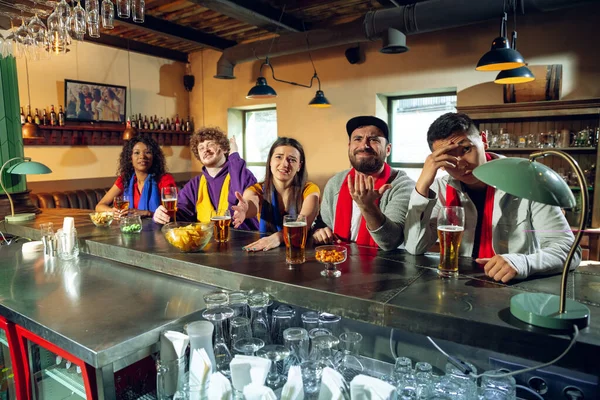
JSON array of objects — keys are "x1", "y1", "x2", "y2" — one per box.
[
  {"x1": 85, "y1": 34, "x2": 189, "y2": 63},
  {"x1": 188, "y1": 0, "x2": 308, "y2": 33}
]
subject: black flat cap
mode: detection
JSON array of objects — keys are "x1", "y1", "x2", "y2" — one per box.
[{"x1": 346, "y1": 116, "x2": 389, "y2": 140}]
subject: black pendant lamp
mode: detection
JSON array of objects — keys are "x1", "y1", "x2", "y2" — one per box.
[
  {"x1": 247, "y1": 58, "x2": 277, "y2": 99},
  {"x1": 476, "y1": 13, "x2": 525, "y2": 71},
  {"x1": 308, "y1": 75, "x2": 331, "y2": 108},
  {"x1": 494, "y1": 32, "x2": 535, "y2": 84}
]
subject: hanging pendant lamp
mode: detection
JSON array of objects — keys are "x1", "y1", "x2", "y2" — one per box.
[
  {"x1": 476, "y1": 13, "x2": 525, "y2": 71},
  {"x1": 494, "y1": 32, "x2": 535, "y2": 84}
]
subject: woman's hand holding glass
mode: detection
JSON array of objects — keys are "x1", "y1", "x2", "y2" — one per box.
[{"x1": 231, "y1": 191, "x2": 248, "y2": 228}]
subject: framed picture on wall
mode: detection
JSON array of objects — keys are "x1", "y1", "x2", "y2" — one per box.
[{"x1": 64, "y1": 79, "x2": 127, "y2": 123}]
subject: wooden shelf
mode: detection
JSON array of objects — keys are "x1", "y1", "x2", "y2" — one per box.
[
  {"x1": 458, "y1": 99, "x2": 600, "y2": 120},
  {"x1": 23, "y1": 124, "x2": 191, "y2": 146},
  {"x1": 489, "y1": 147, "x2": 597, "y2": 152}
]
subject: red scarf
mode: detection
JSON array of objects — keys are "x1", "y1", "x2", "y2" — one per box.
[
  {"x1": 334, "y1": 164, "x2": 392, "y2": 247},
  {"x1": 445, "y1": 153, "x2": 495, "y2": 259}
]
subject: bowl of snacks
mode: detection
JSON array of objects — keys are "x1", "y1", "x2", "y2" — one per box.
[
  {"x1": 89, "y1": 212, "x2": 114, "y2": 227},
  {"x1": 119, "y1": 215, "x2": 143, "y2": 234},
  {"x1": 315, "y1": 245, "x2": 347, "y2": 278},
  {"x1": 161, "y1": 222, "x2": 213, "y2": 252}
]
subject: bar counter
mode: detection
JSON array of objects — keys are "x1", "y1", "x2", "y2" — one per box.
[{"x1": 2, "y1": 209, "x2": 600, "y2": 376}]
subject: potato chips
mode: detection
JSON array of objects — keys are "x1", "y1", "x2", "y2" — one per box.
[{"x1": 164, "y1": 223, "x2": 211, "y2": 252}]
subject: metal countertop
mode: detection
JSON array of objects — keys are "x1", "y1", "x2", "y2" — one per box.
[{"x1": 2, "y1": 209, "x2": 599, "y2": 374}]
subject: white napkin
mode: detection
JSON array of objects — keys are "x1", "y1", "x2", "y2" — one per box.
[
  {"x1": 62, "y1": 217, "x2": 75, "y2": 253},
  {"x1": 160, "y1": 331, "x2": 189, "y2": 362},
  {"x1": 318, "y1": 367, "x2": 345, "y2": 400},
  {"x1": 190, "y1": 348, "x2": 212, "y2": 389},
  {"x1": 350, "y1": 374, "x2": 396, "y2": 400},
  {"x1": 207, "y1": 372, "x2": 232, "y2": 400},
  {"x1": 232, "y1": 355, "x2": 271, "y2": 386},
  {"x1": 243, "y1": 383, "x2": 277, "y2": 400},
  {"x1": 158, "y1": 331, "x2": 189, "y2": 397},
  {"x1": 281, "y1": 365, "x2": 304, "y2": 400}
]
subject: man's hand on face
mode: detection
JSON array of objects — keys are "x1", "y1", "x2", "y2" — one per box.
[
  {"x1": 348, "y1": 173, "x2": 391, "y2": 211},
  {"x1": 416, "y1": 143, "x2": 459, "y2": 197}
]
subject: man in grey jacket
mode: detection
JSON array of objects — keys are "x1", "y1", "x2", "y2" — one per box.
[
  {"x1": 404, "y1": 112, "x2": 579, "y2": 282},
  {"x1": 313, "y1": 116, "x2": 415, "y2": 250}
]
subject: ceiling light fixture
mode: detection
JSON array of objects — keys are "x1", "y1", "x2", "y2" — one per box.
[
  {"x1": 476, "y1": 12, "x2": 525, "y2": 71},
  {"x1": 494, "y1": 3, "x2": 535, "y2": 84}
]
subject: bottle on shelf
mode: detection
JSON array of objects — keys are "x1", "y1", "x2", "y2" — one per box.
[
  {"x1": 131, "y1": 115, "x2": 136, "y2": 129},
  {"x1": 20, "y1": 107, "x2": 26, "y2": 125},
  {"x1": 34, "y1": 108, "x2": 41, "y2": 125},
  {"x1": 175, "y1": 114, "x2": 181, "y2": 131},
  {"x1": 149, "y1": 116, "x2": 155, "y2": 130},
  {"x1": 185, "y1": 116, "x2": 192, "y2": 133},
  {"x1": 26, "y1": 105, "x2": 33, "y2": 123},
  {"x1": 42, "y1": 109, "x2": 48, "y2": 126},
  {"x1": 143, "y1": 115, "x2": 149, "y2": 130},
  {"x1": 58, "y1": 105, "x2": 65, "y2": 126},
  {"x1": 50, "y1": 105, "x2": 57, "y2": 126},
  {"x1": 160, "y1": 117, "x2": 165, "y2": 131},
  {"x1": 137, "y1": 114, "x2": 143, "y2": 129}
]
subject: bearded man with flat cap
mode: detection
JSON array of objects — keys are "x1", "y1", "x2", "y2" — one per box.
[{"x1": 313, "y1": 116, "x2": 415, "y2": 250}]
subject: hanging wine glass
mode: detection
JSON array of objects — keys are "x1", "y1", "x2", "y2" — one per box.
[
  {"x1": 101, "y1": 0, "x2": 115, "y2": 29},
  {"x1": 86, "y1": 0, "x2": 101, "y2": 38},
  {"x1": 70, "y1": 1, "x2": 86, "y2": 41},
  {"x1": 15, "y1": 18, "x2": 33, "y2": 59},
  {"x1": 47, "y1": 11, "x2": 68, "y2": 55},
  {"x1": 29, "y1": 14, "x2": 49, "y2": 59},
  {"x1": 117, "y1": 0, "x2": 130, "y2": 18},
  {"x1": 54, "y1": 0, "x2": 72, "y2": 29}
]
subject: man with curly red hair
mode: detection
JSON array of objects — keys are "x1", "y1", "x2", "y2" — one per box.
[{"x1": 153, "y1": 126, "x2": 259, "y2": 230}]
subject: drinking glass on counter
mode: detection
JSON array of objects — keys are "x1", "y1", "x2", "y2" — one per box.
[
  {"x1": 301, "y1": 311, "x2": 320, "y2": 332},
  {"x1": 161, "y1": 186, "x2": 178, "y2": 223},
  {"x1": 283, "y1": 215, "x2": 307, "y2": 265},
  {"x1": 211, "y1": 209, "x2": 231, "y2": 243},
  {"x1": 202, "y1": 307, "x2": 234, "y2": 377},
  {"x1": 40, "y1": 222, "x2": 55, "y2": 256},
  {"x1": 437, "y1": 206, "x2": 465, "y2": 277}
]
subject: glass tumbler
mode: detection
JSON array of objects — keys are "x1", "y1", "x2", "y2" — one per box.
[
  {"x1": 437, "y1": 206, "x2": 465, "y2": 277},
  {"x1": 203, "y1": 290, "x2": 228, "y2": 309},
  {"x1": 202, "y1": 307, "x2": 234, "y2": 377},
  {"x1": 227, "y1": 290, "x2": 249, "y2": 318},
  {"x1": 117, "y1": 0, "x2": 130, "y2": 18},
  {"x1": 318, "y1": 312, "x2": 341, "y2": 337},
  {"x1": 156, "y1": 354, "x2": 187, "y2": 399},
  {"x1": 271, "y1": 305, "x2": 295, "y2": 345},
  {"x1": 480, "y1": 370, "x2": 516, "y2": 400},
  {"x1": 101, "y1": 0, "x2": 115, "y2": 29},
  {"x1": 57, "y1": 229, "x2": 79, "y2": 261},
  {"x1": 283, "y1": 327, "x2": 309, "y2": 373},
  {"x1": 132, "y1": 0, "x2": 145, "y2": 23},
  {"x1": 301, "y1": 311, "x2": 319, "y2": 332},
  {"x1": 248, "y1": 292, "x2": 271, "y2": 345},
  {"x1": 229, "y1": 316, "x2": 252, "y2": 349},
  {"x1": 300, "y1": 360, "x2": 323, "y2": 395}
]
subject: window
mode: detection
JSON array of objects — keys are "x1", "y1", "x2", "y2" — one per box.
[
  {"x1": 388, "y1": 92, "x2": 457, "y2": 182},
  {"x1": 242, "y1": 108, "x2": 278, "y2": 181}
]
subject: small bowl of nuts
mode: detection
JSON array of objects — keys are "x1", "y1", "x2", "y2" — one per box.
[
  {"x1": 315, "y1": 245, "x2": 347, "y2": 278},
  {"x1": 119, "y1": 215, "x2": 143, "y2": 234},
  {"x1": 89, "y1": 212, "x2": 114, "y2": 227}
]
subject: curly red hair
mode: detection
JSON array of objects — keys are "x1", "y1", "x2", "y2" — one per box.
[{"x1": 190, "y1": 126, "x2": 230, "y2": 161}]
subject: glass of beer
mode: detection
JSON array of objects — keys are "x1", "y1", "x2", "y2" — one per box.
[
  {"x1": 437, "y1": 206, "x2": 465, "y2": 277},
  {"x1": 161, "y1": 186, "x2": 178, "y2": 223},
  {"x1": 113, "y1": 195, "x2": 130, "y2": 219},
  {"x1": 211, "y1": 209, "x2": 231, "y2": 243},
  {"x1": 283, "y1": 215, "x2": 308, "y2": 265}
]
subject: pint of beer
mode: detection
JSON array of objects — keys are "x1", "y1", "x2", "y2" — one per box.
[
  {"x1": 283, "y1": 215, "x2": 307, "y2": 265},
  {"x1": 161, "y1": 186, "x2": 178, "y2": 222},
  {"x1": 437, "y1": 206, "x2": 465, "y2": 277},
  {"x1": 211, "y1": 209, "x2": 231, "y2": 243}
]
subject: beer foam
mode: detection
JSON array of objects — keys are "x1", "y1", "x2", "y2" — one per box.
[
  {"x1": 210, "y1": 216, "x2": 232, "y2": 221},
  {"x1": 283, "y1": 221, "x2": 307, "y2": 227},
  {"x1": 438, "y1": 225, "x2": 464, "y2": 232}
]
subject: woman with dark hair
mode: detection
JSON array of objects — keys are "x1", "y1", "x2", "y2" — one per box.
[
  {"x1": 232, "y1": 137, "x2": 320, "y2": 251},
  {"x1": 96, "y1": 134, "x2": 175, "y2": 217}
]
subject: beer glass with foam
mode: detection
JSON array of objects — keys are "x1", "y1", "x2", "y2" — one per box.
[
  {"x1": 283, "y1": 215, "x2": 308, "y2": 265},
  {"x1": 211, "y1": 209, "x2": 231, "y2": 243},
  {"x1": 437, "y1": 206, "x2": 465, "y2": 277},
  {"x1": 161, "y1": 186, "x2": 178, "y2": 223}
]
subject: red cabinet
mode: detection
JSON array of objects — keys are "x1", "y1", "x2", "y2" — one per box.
[{"x1": 0, "y1": 316, "x2": 24, "y2": 400}]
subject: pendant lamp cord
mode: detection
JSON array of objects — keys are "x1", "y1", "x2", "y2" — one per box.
[
  {"x1": 25, "y1": 56, "x2": 31, "y2": 107},
  {"x1": 127, "y1": 40, "x2": 132, "y2": 117}
]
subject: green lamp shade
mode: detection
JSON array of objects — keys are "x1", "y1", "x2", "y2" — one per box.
[
  {"x1": 494, "y1": 66, "x2": 535, "y2": 84},
  {"x1": 476, "y1": 36, "x2": 525, "y2": 71},
  {"x1": 246, "y1": 77, "x2": 277, "y2": 99},
  {"x1": 472, "y1": 158, "x2": 575, "y2": 207},
  {"x1": 7, "y1": 161, "x2": 52, "y2": 175},
  {"x1": 308, "y1": 90, "x2": 331, "y2": 108}
]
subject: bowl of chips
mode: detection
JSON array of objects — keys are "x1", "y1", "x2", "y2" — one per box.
[
  {"x1": 162, "y1": 222, "x2": 213, "y2": 252},
  {"x1": 315, "y1": 245, "x2": 347, "y2": 278},
  {"x1": 89, "y1": 212, "x2": 114, "y2": 227}
]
